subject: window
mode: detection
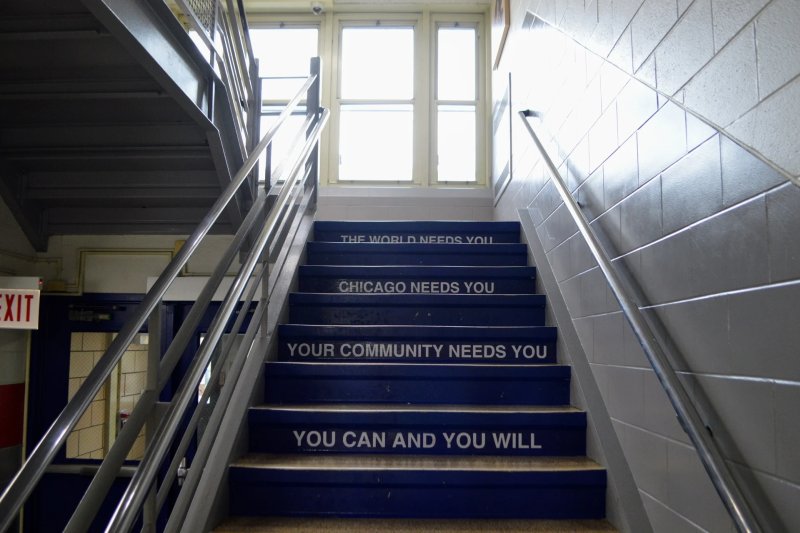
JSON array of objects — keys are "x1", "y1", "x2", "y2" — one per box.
[
  {"x1": 435, "y1": 25, "x2": 478, "y2": 183},
  {"x1": 330, "y1": 14, "x2": 485, "y2": 186},
  {"x1": 338, "y1": 26, "x2": 415, "y2": 181},
  {"x1": 250, "y1": 26, "x2": 320, "y2": 181}
]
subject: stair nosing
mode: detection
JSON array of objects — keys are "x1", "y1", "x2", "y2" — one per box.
[
  {"x1": 231, "y1": 454, "x2": 605, "y2": 472},
  {"x1": 251, "y1": 404, "x2": 581, "y2": 414}
]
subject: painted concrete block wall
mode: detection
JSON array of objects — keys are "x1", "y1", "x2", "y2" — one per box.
[
  {"x1": 495, "y1": 0, "x2": 800, "y2": 531},
  {"x1": 316, "y1": 187, "x2": 494, "y2": 222}
]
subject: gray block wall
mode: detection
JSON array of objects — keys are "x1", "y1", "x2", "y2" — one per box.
[{"x1": 495, "y1": 0, "x2": 800, "y2": 531}]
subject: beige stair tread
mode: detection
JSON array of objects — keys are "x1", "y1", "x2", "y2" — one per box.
[
  {"x1": 253, "y1": 403, "x2": 580, "y2": 413},
  {"x1": 213, "y1": 517, "x2": 616, "y2": 532},
  {"x1": 232, "y1": 454, "x2": 604, "y2": 472}
]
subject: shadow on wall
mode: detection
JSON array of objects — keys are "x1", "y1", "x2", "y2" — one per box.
[{"x1": 495, "y1": 11, "x2": 800, "y2": 533}]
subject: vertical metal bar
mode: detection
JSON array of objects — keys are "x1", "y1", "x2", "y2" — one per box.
[
  {"x1": 62, "y1": 196, "x2": 265, "y2": 533},
  {"x1": 104, "y1": 125, "x2": 327, "y2": 529},
  {"x1": 306, "y1": 57, "x2": 321, "y2": 208},
  {"x1": 141, "y1": 305, "x2": 162, "y2": 532}
]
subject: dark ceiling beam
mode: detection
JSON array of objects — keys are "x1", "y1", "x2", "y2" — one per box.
[
  {"x1": 0, "y1": 123, "x2": 206, "y2": 148},
  {"x1": 45, "y1": 206, "x2": 218, "y2": 224},
  {"x1": 25, "y1": 170, "x2": 219, "y2": 188},
  {"x1": 25, "y1": 187, "x2": 220, "y2": 201},
  {"x1": 0, "y1": 29, "x2": 110, "y2": 41},
  {"x1": 0, "y1": 145, "x2": 213, "y2": 160},
  {"x1": 0, "y1": 14, "x2": 101, "y2": 33}
]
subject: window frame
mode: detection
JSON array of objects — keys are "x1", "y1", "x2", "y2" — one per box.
[
  {"x1": 249, "y1": 9, "x2": 489, "y2": 189},
  {"x1": 330, "y1": 14, "x2": 425, "y2": 185},
  {"x1": 430, "y1": 14, "x2": 486, "y2": 186},
  {"x1": 248, "y1": 20, "x2": 323, "y2": 183}
]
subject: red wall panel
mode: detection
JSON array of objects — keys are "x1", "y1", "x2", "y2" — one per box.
[{"x1": 0, "y1": 383, "x2": 25, "y2": 448}]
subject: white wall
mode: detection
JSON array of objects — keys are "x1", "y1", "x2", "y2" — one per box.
[
  {"x1": 317, "y1": 186, "x2": 494, "y2": 221},
  {"x1": 495, "y1": 1, "x2": 800, "y2": 531}
]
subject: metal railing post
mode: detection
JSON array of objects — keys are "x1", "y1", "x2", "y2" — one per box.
[{"x1": 306, "y1": 57, "x2": 321, "y2": 208}]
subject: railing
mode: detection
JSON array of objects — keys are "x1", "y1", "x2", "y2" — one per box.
[
  {"x1": 518, "y1": 110, "x2": 763, "y2": 533},
  {"x1": 0, "y1": 58, "x2": 325, "y2": 532},
  {"x1": 170, "y1": 0, "x2": 258, "y2": 156}
]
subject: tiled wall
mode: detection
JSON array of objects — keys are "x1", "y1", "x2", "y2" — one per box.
[
  {"x1": 495, "y1": 0, "x2": 800, "y2": 531},
  {"x1": 66, "y1": 332, "x2": 147, "y2": 461},
  {"x1": 67, "y1": 332, "x2": 111, "y2": 459}
]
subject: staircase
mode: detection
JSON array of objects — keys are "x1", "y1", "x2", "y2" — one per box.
[
  {"x1": 0, "y1": 0, "x2": 249, "y2": 250},
  {"x1": 217, "y1": 221, "x2": 612, "y2": 531}
]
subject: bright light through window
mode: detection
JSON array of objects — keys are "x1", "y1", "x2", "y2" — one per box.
[
  {"x1": 251, "y1": 28, "x2": 318, "y2": 100},
  {"x1": 338, "y1": 26, "x2": 415, "y2": 181},
  {"x1": 260, "y1": 111, "x2": 306, "y2": 180},
  {"x1": 435, "y1": 25, "x2": 478, "y2": 182},
  {"x1": 250, "y1": 26, "x2": 318, "y2": 180},
  {"x1": 341, "y1": 27, "x2": 414, "y2": 100},
  {"x1": 438, "y1": 106, "x2": 476, "y2": 181},
  {"x1": 437, "y1": 27, "x2": 475, "y2": 101},
  {"x1": 340, "y1": 105, "x2": 413, "y2": 181}
]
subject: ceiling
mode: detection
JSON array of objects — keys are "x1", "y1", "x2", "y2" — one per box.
[{"x1": 244, "y1": 0, "x2": 492, "y2": 14}]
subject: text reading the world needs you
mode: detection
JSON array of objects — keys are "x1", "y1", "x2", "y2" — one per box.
[
  {"x1": 286, "y1": 342, "x2": 548, "y2": 360},
  {"x1": 292, "y1": 430, "x2": 542, "y2": 451},
  {"x1": 339, "y1": 234, "x2": 495, "y2": 243}
]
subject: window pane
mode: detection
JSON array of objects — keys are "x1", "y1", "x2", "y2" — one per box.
[
  {"x1": 341, "y1": 27, "x2": 414, "y2": 100},
  {"x1": 437, "y1": 27, "x2": 476, "y2": 101},
  {"x1": 437, "y1": 105, "x2": 476, "y2": 182},
  {"x1": 260, "y1": 109, "x2": 307, "y2": 180},
  {"x1": 261, "y1": 78, "x2": 309, "y2": 102},
  {"x1": 250, "y1": 28, "x2": 319, "y2": 78},
  {"x1": 339, "y1": 104, "x2": 413, "y2": 181}
]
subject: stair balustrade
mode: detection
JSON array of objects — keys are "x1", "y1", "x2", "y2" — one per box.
[{"x1": 0, "y1": 59, "x2": 325, "y2": 533}]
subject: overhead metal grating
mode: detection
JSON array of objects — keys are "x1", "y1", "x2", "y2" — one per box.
[{"x1": 185, "y1": 0, "x2": 215, "y2": 31}]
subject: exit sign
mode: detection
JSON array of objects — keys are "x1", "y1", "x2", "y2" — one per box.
[{"x1": 0, "y1": 289, "x2": 40, "y2": 330}]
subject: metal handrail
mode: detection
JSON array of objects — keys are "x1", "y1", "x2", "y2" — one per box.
[
  {"x1": 107, "y1": 108, "x2": 328, "y2": 532},
  {"x1": 0, "y1": 66, "x2": 320, "y2": 532},
  {"x1": 164, "y1": 112, "x2": 328, "y2": 532},
  {"x1": 518, "y1": 110, "x2": 762, "y2": 533}
]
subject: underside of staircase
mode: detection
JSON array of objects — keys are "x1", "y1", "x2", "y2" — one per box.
[
  {"x1": 215, "y1": 220, "x2": 614, "y2": 532},
  {"x1": 0, "y1": 0, "x2": 249, "y2": 250}
]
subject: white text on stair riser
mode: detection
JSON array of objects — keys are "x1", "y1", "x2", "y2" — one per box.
[
  {"x1": 336, "y1": 280, "x2": 495, "y2": 294},
  {"x1": 290, "y1": 430, "x2": 543, "y2": 451},
  {"x1": 338, "y1": 234, "x2": 494, "y2": 243},
  {"x1": 285, "y1": 342, "x2": 549, "y2": 360}
]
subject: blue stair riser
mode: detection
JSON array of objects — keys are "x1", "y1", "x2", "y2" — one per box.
[
  {"x1": 306, "y1": 242, "x2": 528, "y2": 266},
  {"x1": 288, "y1": 293, "x2": 546, "y2": 327},
  {"x1": 314, "y1": 221, "x2": 521, "y2": 244},
  {"x1": 248, "y1": 410, "x2": 586, "y2": 456},
  {"x1": 299, "y1": 265, "x2": 537, "y2": 295},
  {"x1": 263, "y1": 363, "x2": 571, "y2": 405},
  {"x1": 229, "y1": 467, "x2": 606, "y2": 519}
]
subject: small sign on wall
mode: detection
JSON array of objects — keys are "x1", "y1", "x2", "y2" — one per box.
[{"x1": 0, "y1": 289, "x2": 41, "y2": 330}]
